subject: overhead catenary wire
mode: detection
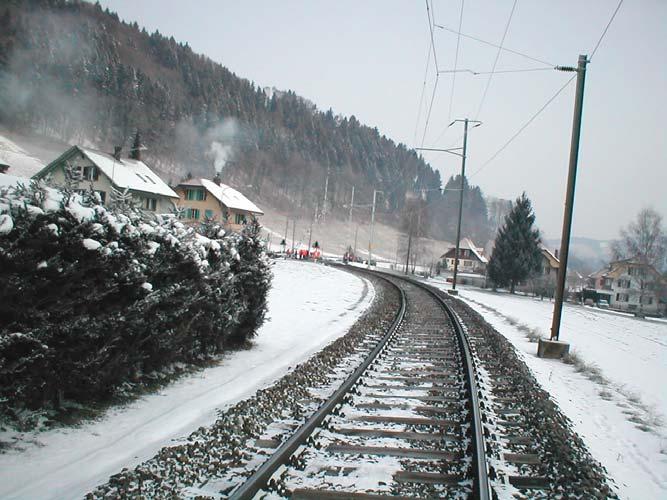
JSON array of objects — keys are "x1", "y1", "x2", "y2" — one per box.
[
  {"x1": 470, "y1": 74, "x2": 576, "y2": 178},
  {"x1": 439, "y1": 67, "x2": 553, "y2": 75},
  {"x1": 474, "y1": 0, "x2": 518, "y2": 120},
  {"x1": 413, "y1": 41, "x2": 432, "y2": 146},
  {"x1": 590, "y1": 0, "x2": 624, "y2": 59},
  {"x1": 434, "y1": 23, "x2": 554, "y2": 67},
  {"x1": 419, "y1": 0, "x2": 440, "y2": 148},
  {"x1": 468, "y1": 0, "x2": 624, "y2": 178},
  {"x1": 446, "y1": 0, "x2": 465, "y2": 127}
]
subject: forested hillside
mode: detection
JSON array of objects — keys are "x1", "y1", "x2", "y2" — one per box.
[{"x1": 0, "y1": 0, "x2": 494, "y2": 243}]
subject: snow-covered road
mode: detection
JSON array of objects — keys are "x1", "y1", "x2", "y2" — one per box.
[
  {"x1": 0, "y1": 259, "x2": 374, "y2": 499},
  {"x1": 430, "y1": 283, "x2": 667, "y2": 499}
]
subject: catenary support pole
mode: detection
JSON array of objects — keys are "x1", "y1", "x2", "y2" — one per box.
[
  {"x1": 322, "y1": 169, "x2": 329, "y2": 223},
  {"x1": 405, "y1": 215, "x2": 413, "y2": 275},
  {"x1": 551, "y1": 54, "x2": 589, "y2": 341},
  {"x1": 283, "y1": 216, "x2": 289, "y2": 249},
  {"x1": 349, "y1": 185, "x2": 355, "y2": 224},
  {"x1": 353, "y1": 224, "x2": 358, "y2": 260},
  {"x1": 291, "y1": 218, "x2": 297, "y2": 254},
  {"x1": 368, "y1": 189, "x2": 379, "y2": 269},
  {"x1": 451, "y1": 119, "x2": 469, "y2": 291},
  {"x1": 308, "y1": 206, "x2": 315, "y2": 256}
]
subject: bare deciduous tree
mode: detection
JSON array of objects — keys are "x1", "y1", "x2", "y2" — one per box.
[{"x1": 612, "y1": 208, "x2": 667, "y2": 271}]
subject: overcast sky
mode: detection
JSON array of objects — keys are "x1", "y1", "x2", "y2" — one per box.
[{"x1": 100, "y1": 0, "x2": 666, "y2": 240}]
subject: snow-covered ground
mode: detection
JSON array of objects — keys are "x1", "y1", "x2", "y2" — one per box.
[
  {"x1": 0, "y1": 259, "x2": 374, "y2": 499},
  {"x1": 429, "y1": 282, "x2": 667, "y2": 499}
]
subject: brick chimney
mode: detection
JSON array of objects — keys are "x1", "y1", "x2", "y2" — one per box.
[
  {"x1": 555, "y1": 249, "x2": 559, "y2": 259},
  {"x1": 213, "y1": 173, "x2": 222, "y2": 186},
  {"x1": 113, "y1": 146, "x2": 122, "y2": 161}
]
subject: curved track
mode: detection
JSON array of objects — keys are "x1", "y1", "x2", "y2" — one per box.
[{"x1": 230, "y1": 270, "x2": 491, "y2": 499}]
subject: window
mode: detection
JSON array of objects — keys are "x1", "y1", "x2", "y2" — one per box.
[
  {"x1": 186, "y1": 189, "x2": 206, "y2": 201},
  {"x1": 640, "y1": 296, "x2": 654, "y2": 305},
  {"x1": 204, "y1": 209, "x2": 214, "y2": 220},
  {"x1": 144, "y1": 198, "x2": 157, "y2": 211},
  {"x1": 96, "y1": 190, "x2": 106, "y2": 204},
  {"x1": 82, "y1": 165, "x2": 98, "y2": 181},
  {"x1": 629, "y1": 267, "x2": 646, "y2": 278},
  {"x1": 235, "y1": 213, "x2": 246, "y2": 225},
  {"x1": 616, "y1": 293, "x2": 629, "y2": 302},
  {"x1": 186, "y1": 208, "x2": 200, "y2": 220}
]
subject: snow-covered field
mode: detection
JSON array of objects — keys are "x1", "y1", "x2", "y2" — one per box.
[
  {"x1": 431, "y1": 283, "x2": 667, "y2": 499},
  {"x1": 0, "y1": 259, "x2": 373, "y2": 499}
]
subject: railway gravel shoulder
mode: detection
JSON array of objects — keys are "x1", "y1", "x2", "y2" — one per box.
[
  {"x1": 87, "y1": 273, "x2": 400, "y2": 499},
  {"x1": 430, "y1": 284, "x2": 618, "y2": 498}
]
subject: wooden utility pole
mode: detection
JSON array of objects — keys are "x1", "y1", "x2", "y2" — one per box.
[
  {"x1": 451, "y1": 119, "x2": 469, "y2": 292},
  {"x1": 322, "y1": 169, "x2": 329, "y2": 223},
  {"x1": 291, "y1": 218, "x2": 297, "y2": 254},
  {"x1": 405, "y1": 214, "x2": 413, "y2": 275},
  {"x1": 550, "y1": 55, "x2": 589, "y2": 341},
  {"x1": 416, "y1": 121, "x2": 480, "y2": 291},
  {"x1": 368, "y1": 189, "x2": 381, "y2": 269}
]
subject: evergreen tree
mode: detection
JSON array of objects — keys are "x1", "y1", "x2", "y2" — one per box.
[{"x1": 487, "y1": 193, "x2": 542, "y2": 293}]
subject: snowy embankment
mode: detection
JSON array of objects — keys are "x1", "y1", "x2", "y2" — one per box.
[
  {"x1": 0, "y1": 259, "x2": 374, "y2": 500},
  {"x1": 434, "y1": 284, "x2": 667, "y2": 499}
]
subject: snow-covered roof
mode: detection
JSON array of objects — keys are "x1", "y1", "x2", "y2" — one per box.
[
  {"x1": 441, "y1": 238, "x2": 488, "y2": 263},
  {"x1": 180, "y1": 178, "x2": 263, "y2": 215},
  {"x1": 36, "y1": 146, "x2": 178, "y2": 199},
  {"x1": 540, "y1": 247, "x2": 560, "y2": 269},
  {"x1": 81, "y1": 148, "x2": 178, "y2": 199}
]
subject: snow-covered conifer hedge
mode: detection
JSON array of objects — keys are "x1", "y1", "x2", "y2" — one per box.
[{"x1": 0, "y1": 177, "x2": 271, "y2": 413}]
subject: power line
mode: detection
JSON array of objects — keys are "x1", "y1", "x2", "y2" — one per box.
[
  {"x1": 419, "y1": 77, "x2": 439, "y2": 148},
  {"x1": 413, "y1": 41, "x2": 432, "y2": 145},
  {"x1": 439, "y1": 66, "x2": 553, "y2": 75},
  {"x1": 470, "y1": 74, "x2": 576, "y2": 178},
  {"x1": 590, "y1": 0, "x2": 624, "y2": 59},
  {"x1": 467, "y1": 0, "x2": 624, "y2": 178},
  {"x1": 425, "y1": 0, "x2": 439, "y2": 72},
  {"x1": 475, "y1": 0, "x2": 518, "y2": 120},
  {"x1": 435, "y1": 23, "x2": 554, "y2": 67},
  {"x1": 419, "y1": 0, "x2": 440, "y2": 147},
  {"x1": 446, "y1": 0, "x2": 465, "y2": 128}
]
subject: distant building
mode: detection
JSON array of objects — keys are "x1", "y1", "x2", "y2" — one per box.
[
  {"x1": 33, "y1": 145, "x2": 179, "y2": 212},
  {"x1": 174, "y1": 177, "x2": 263, "y2": 232},
  {"x1": 587, "y1": 258, "x2": 665, "y2": 315},
  {"x1": 440, "y1": 238, "x2": 488, "y2": 274},
  {"x1": 539, "y1": 247, "x2": 560, "y2": 278}
]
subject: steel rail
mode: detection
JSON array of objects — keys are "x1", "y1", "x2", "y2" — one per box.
[
  {"x1": 397, "y1": 275, "x2": 492, "y2": 500},
  {"x1": 229, "y1": 274, "x2": 407, "y2": 500}
]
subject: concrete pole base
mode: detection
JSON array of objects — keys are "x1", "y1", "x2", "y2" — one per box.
[
  {"x1": 537, "y1": 338, "x2": 570, "y2": 359},
  {"x1": 447, "y1": 290, "x2": 459, "y2": 296}
]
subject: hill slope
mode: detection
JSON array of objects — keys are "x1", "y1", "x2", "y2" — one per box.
[{"x1": 0, "y1": 0, "x2": 495, "y2": 244}]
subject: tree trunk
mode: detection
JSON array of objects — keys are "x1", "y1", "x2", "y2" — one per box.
[{"x1": 510, "y1": 281, "x2": 515, "y2": 294}]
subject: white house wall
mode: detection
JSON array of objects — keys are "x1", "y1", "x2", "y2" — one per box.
[{"x1": 44, "y1": 153, "x2": 175, "y2": 214}]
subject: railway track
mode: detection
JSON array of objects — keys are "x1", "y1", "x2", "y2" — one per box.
[
  {"x1": 230, "y1": 272, "x2": 491, "y2": 499},
  {"x1": 90, "y1": 266, "x2": 615, "y2": 498}
]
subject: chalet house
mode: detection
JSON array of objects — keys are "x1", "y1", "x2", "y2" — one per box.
[
  {"x1": 174, "y1": 178, "x2": 263, "y2": 232},
  {"x1": 440, "y1": 238, "x2": 488, "y2": 274},
  {"x1": 33, "y1": 145, "x2": 179, "y2": 212},
  {"x1": 539, "y1": 247, "x2": 560, "y2": 279},
  {"x1": 587, "y1": 258, "x2": 665, "y2": 315}
]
